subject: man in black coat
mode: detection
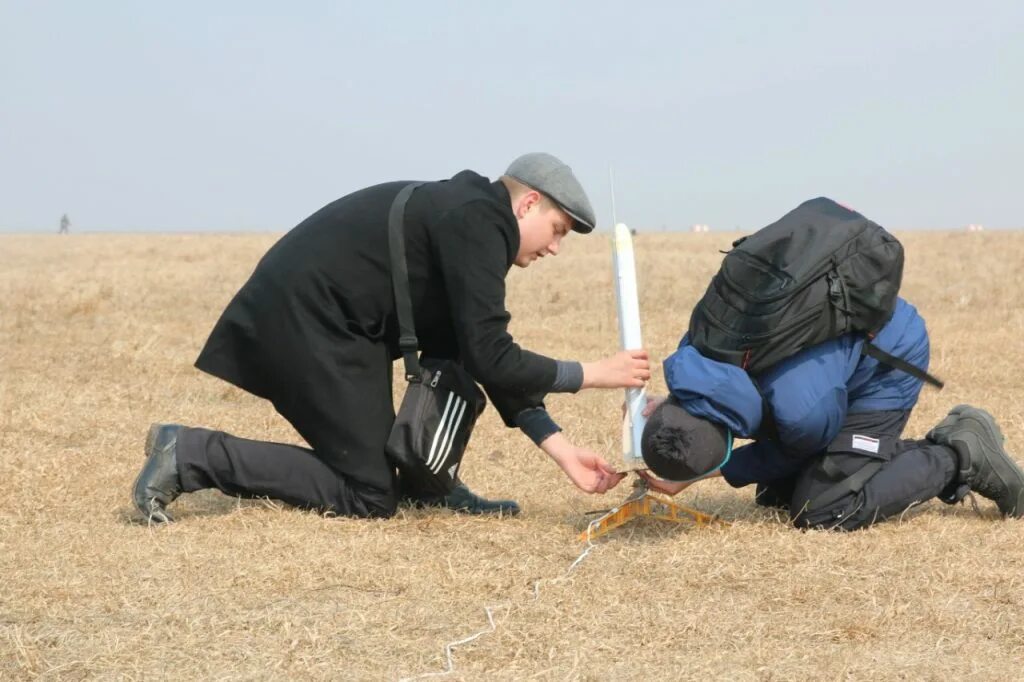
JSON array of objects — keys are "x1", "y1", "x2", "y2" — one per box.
[{"x1": 133, "y1": 153, "x2": 650, "y2": 522}]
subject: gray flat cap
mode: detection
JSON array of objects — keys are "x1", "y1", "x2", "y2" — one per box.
[{"x1": 505, "y1": 152, "x2": 596, "y2": 233}]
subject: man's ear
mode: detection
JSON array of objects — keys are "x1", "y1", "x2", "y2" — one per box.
[{"x1": 514, "y1": 190, "x2": 543, "y2": 219}]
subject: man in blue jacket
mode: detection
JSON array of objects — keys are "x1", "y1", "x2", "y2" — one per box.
[{"x1": 638, "y1": 298, "x2": 1024, "y2": 530}]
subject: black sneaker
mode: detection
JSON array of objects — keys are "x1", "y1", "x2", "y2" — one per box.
[
  {"x1": 404, "y1": 481, "x2": 520, "y2": 516},
  {"x1": 927, "y1": 405, "x2": 1024, "y2": 518},
  {"x1": 132, "y1": 423, "x2": 184, "y2": 523}
]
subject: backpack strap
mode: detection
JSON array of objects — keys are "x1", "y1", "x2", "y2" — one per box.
[
  {"x1": 753, "y1": 338, "x2": 942, "y2": 444},
  {"x1": 862, "y1": 339, "x2": 944, "y2": 389},
  {"x1": 387, "y1": 182, "x2": 427, "y2": 383}
]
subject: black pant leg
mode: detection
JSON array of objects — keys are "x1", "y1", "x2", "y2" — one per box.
[
  {"x1": 267, "y1": 324, "x2": 398, "y2": 494},
  {"x1": 177, "y1": 428, "x2": 395, "y2": 518},
  {"x1": 180, "y1": 326, "x2": 399, "y2": 518},
  {"x1": 790, "y1": 410, "x2": 957, "y2": 531},
  {"x1": 755, "y1": 478, "x2": 798, "y2": 510}
]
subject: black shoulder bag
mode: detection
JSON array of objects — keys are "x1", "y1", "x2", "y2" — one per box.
[{"x1": 383, "y1": 183, "x2": 487, "y2": 496}]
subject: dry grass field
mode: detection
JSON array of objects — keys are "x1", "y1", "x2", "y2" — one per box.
[{"x1": 2, "y1": 229, "x2": 1023, "y2": 680}]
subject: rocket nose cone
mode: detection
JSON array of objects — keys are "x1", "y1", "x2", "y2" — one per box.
[{"x1": 613, "y1": 223, "x2": 634, "y2": 251}]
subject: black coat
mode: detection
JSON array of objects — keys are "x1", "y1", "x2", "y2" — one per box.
[{"x1": 195, "y1": 171, "x2": 558, "y2": 427}]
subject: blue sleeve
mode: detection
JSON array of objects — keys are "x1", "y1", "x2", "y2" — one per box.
[
  {"x1": 720, "y1": 439, "x2": 815, "y2": 488},
  {"x1": 663, "y1": 338, "x2": 763, "y2": 438}
]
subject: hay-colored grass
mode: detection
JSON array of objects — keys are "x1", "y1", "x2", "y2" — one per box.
[{"x1": 1, "y1": 230, "x2": 1022, "y2": 680}]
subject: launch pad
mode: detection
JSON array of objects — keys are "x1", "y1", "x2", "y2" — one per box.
[{"x1": 580, "y1": 475, "x2": 726, "y2": 541}]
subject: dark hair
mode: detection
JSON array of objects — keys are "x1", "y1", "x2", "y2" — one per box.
[{"x1": 641, "y1": 397, "x2": 729, "y2": 481}]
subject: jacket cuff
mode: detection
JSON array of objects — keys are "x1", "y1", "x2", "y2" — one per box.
[
  {"x1": 550, "y1": 361, "x2": 584, "y2": 393},
  {"x1": 515, "y1": 407, "x2": 562, "y2": 445}
]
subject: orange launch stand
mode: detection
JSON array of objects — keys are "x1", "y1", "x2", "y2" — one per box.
[{"x1": 579, "y1": 476, "x2": 728, "y2": 542}]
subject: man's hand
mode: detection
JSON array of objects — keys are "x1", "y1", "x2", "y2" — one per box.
[
  {"x1": 642, "y1": 394, "x2": 666, "y2": 417},
  {"x1": 637, "y1": 469, "x2": 692, "y2": 496},
  {"x1": 637, "y1": 468, "x2": 722, "y2": 496},
  {"x1": 582, "y1": 349, "x2": 651, "y2": 389},
  {"x1": 558, "y1": 448, "x2": 627, "y2": 494},
  {"x1": 622, "y1": 394, "x2": 667, "y2": 418},
  {"x1": 541, "y1": 433, "x2": 627, "y2": 493}
]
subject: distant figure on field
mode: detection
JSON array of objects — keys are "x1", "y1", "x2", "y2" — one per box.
[{"x1": 59, "y1": 213, "x2": 70, "y2": 234}]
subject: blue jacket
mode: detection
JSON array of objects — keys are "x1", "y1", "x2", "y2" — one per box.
[{"x1": 663, "y1": 298, "x2": 930, "y2": 487}]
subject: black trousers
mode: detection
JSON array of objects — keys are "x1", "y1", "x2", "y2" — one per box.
[
  {"x1": 180, "y1": 331, "x2": 401, "y2": 519},
  {"x1": 755, "y1": 410, "x2": 958, "y2": 531}
]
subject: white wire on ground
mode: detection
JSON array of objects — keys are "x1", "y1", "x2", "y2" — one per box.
[
  {"x1": 397, "y1": 604, "x2": 509, "y2": 682},
  {"x1": 398, "y1": 518, "x2": 601, "y2": 682}
]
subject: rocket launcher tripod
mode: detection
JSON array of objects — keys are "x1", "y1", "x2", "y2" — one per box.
[{"x1": 579, "y1": 474, "x2": 728, "y2": 542}]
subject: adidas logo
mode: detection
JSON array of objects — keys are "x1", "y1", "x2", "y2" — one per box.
[{"x1": 448, "y1": 463, "x2": 459, "y2": 479}]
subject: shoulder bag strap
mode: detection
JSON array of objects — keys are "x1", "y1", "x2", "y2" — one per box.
[{"x1": 387, "y1": 182, "x2": 426, "y2": 383}]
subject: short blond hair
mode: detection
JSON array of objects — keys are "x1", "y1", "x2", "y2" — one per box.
[{"x1": 499, "y1": 176, "x2": 559, "y2": 212}]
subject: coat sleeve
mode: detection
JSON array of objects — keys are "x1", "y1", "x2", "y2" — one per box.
[
  {"x1": 432, "y1": 201, "x2": 558, "y2": 425},
  {"x1": 485, "y1": 387, "x2": 551, "y2": 429},
  {"x1": 663, "y1": 338, "x2": 763, "y2": 437}
]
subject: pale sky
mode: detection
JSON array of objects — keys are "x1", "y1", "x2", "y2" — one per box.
[{"x1": 2, "y1": 1, "x2": 1021, "y2": 232}]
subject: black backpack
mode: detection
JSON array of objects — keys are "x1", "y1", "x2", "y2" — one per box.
[{"x1": 688, "y1": 197, "x2": 942, "y2": 389}]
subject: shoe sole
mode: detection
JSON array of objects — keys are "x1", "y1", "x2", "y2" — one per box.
[
  {"x1": 408, "y1": 499, "x2": 521, "y2": 516},
  {"x1": 946, "y1": 406, "x2": 1024, "y2": 517},
  {"x1": 130, "y1": 423, "x2": 173, "y2": 524},
  {"x1": 456, "y1": 505, "x2": 521, "y2": 517}
]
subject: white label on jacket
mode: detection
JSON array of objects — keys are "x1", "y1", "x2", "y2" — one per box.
[{"x1": 852, "y1": 435, "x2": 880, "y2": 454}]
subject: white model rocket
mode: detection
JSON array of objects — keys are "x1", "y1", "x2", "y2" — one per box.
[{"x1": 612, "y1": 223, "x2": 647, "y2": 471}]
